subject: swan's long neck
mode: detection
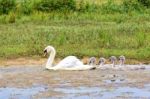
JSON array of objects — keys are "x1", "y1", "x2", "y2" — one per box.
[
  {"x1": 112, "y1": 61, "x2": 115, "y2": 67},
  {"x1": 99, "y1": 62, "x2": 104, "y2": 67},
  {"x1": 119, "y1": 60, "x2": 124, "y2": 66},
  {"x1": 46, "y1": 48, "x2": 56, "y2": 68},
  {"x1": 119, "y1": 61, "x2": 122, "y2": 66}
]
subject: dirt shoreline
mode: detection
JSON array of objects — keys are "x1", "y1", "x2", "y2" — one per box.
[{"x1": 0, "y1": 57, "x2": 149, "y2": 66}]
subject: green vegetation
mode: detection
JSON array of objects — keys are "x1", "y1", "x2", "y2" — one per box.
[
  {"x1": 138, "y1": 0, "x2": 150, "y2": 8},
  {"x1": 0, "y1": 0, "x2": 150, "y2": 60}
]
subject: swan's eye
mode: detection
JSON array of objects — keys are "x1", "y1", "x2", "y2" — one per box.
[
  {"x1": 44, "y1": 49, "x2": 47, "y2": 53},
  {"x1": 43, "y1": 49, "x2": 47, "y2": 56},
  {"x1": 98, "y1": 61, "x2": 101, "y2": 64}
]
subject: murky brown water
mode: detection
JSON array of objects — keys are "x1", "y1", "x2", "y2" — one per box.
[{"x1": 0, "y1": 65, "x2": 150, "y2": 99}]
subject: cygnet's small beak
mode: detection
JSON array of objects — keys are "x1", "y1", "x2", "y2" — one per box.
[{"x1": 43, "y1": 50, "x2": 47, "y2": 56}]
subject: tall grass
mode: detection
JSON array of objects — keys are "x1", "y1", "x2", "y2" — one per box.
[
  {"x1": 0, "y1": 12, "x2": 150, "y2": 59},
  {"x1": 0, "y1": 0, "x2": 149, "y2": 14},
  {"x1": 0, "y1": 0, "x2": 150, "y2": 60},
  {"x1": 0, "y1": 0, "x2": 16, "y2": 14}
]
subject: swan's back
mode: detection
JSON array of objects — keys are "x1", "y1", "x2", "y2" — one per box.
[{"x1": 56, "y1": 56, "x2": 83, "y2": 68}]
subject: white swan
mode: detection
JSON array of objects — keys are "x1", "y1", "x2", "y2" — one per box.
[{"x1": 44, "y1": 45, "x2": 95, "y2": 70}]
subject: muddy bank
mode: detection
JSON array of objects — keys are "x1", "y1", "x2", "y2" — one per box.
[
  {"x1": 0, "y1": 64, "x2": 150, "y2": 99},
  {"x1": 0, "y1": 57, "x2": 149, "y2": 66}
]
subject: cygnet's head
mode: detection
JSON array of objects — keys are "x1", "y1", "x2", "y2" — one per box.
[
  {"x1": 43, "y1": 46, "x2": 55, "y2": 56},
  {"x1": 119, "y1": 55, "x2": 125, "y2": 65},
  {"x1": 88, "y1": 57, "x2": 96, "y2": 65},
  {"x1": 109, "y1": 56, "x2": 117, "y2": 63},
  {"x1": 98, "y1": 57, "x2": 106, "y2": 65}
]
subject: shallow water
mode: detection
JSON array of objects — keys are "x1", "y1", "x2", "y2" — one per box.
[
  {"x1": 0, "y1": 65, "x2": 42, "y2": 73},
  {"x1": 0, "y1": 65, "x2": 150, "y2": 99},
  {"x1": 0, "y1": 86, "x2": 46, "y2": 99},
  {"x1": 0, "y1": 85, "x2": 150, "y2": 99},
  {"x1": 53, "y1": 85, "x2": 150, "y2": 99},
  {"x1": 104, "y1": 78, "x2": 125, "y2": 84}
]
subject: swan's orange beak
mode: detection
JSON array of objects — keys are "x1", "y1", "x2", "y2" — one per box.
[{"x1": 43, "y1": 50, "x2": 47, "y2": 56}]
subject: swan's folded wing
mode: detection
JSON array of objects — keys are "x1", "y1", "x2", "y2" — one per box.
[{"x1": 56, "y1": 56, "x2": 83, "y2": 68}]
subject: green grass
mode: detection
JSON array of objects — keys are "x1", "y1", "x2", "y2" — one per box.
[
  {"x1": 0, "y1": 10, "x2": 150, "y2": 60},
  {"x1": 0, "y1": 0, "x2": 150, "y2": 60}
]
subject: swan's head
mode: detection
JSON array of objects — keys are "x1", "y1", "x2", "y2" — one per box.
[
  {"x1": 119, "y1": 55, "x2": 125, "y2": 65},
  {"x1": 98, "y1": 57, "x2": 106, "y2": 65},
  {"x1": 88, "y1": 57, "x2": 96, "y2": 65},
  {"x1": 119, "y1": 55, "x2": 125, "y2": 61},
  {"x1": 109, "y1": 56, "x2": 117, "y2": 63},
  {"x1": 43, "y1": 46, "x2": 55, "y2": 56}
]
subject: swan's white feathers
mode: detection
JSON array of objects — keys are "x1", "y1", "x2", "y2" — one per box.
[
  {"x1": 44, "y1": 46, "x2": 94, "y2": 70},
  {"x1": 56, "y1": 56, "x2": 83, "y2": 68}
]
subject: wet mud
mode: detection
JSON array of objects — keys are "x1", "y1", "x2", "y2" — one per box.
[{"x1": 0, "y1": 65, "x2": 150, "y2": 99}]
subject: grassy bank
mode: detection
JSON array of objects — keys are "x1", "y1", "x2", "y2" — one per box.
[{"x1": 0, "y1": 0, "x2": 150, "y2": 60}]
